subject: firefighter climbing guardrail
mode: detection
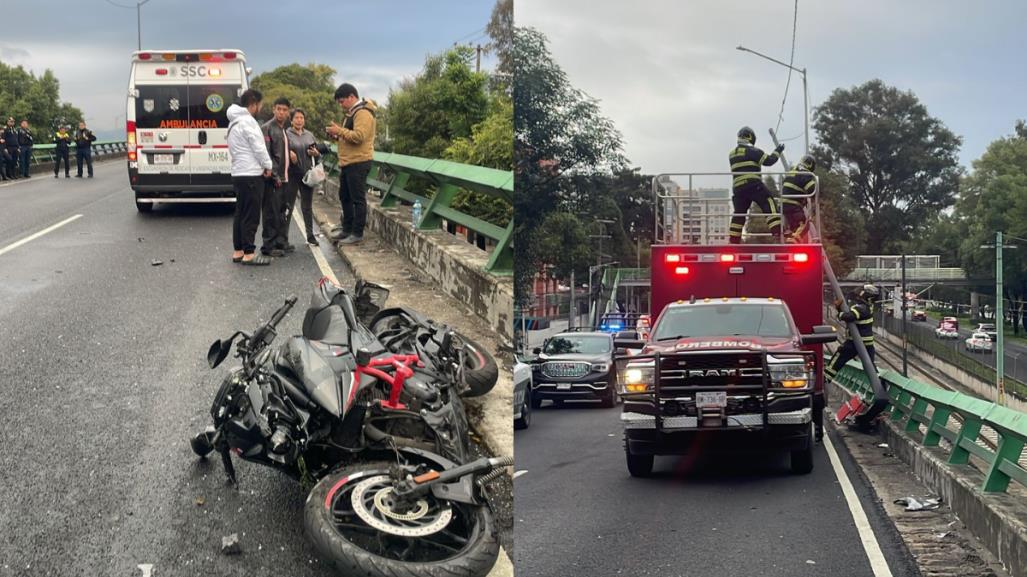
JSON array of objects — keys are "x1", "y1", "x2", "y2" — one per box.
[
  {"x1": 322, "y1": 147, "x2": 513, "y2": 274},
  {"x1": 833, "y1": 360, "x2": 1027, "y2": 493},
  {"x1": 29, "y1": 141, "x2": 128, "y2": 164}
]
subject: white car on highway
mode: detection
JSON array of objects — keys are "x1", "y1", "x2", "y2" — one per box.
[
  {"x1": 935, "y1": 322, "x2": 959, "y2": 339},
  {"x1": 965, "y1": 332, "x2": 993, "y2": 353}
]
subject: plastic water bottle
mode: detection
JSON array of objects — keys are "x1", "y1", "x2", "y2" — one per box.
[{"x1": 412, "y1": 199, "x2": 422, "y2": 229}]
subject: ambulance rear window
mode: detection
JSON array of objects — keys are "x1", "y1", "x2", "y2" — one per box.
[
  {"x1": 654, "y1": 303, "x2": 792, "y2": 340},
  {"x1": 135, "y1": 85, "x2": 185, "y2": 129}
]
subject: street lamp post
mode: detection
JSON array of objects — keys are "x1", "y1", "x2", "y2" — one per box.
[
  {"x1": 736, "y1": 45, "x2": 809, "y2": 156},
  {"x1": 136, "y1": 0, "x2": 151, "y2": 51},
  {"x1": 981, "y1": 231, "x2": 1018, "y2": 405}
]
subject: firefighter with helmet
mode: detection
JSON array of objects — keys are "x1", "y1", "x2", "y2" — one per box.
[
  {"x1": 824, "y1": 284, "x2": 880, "y2": 437},
  {"x1": 728, "y1": 126, "x2": 785, "y2": 244},
  {"x1": 781, "y1": 154, "x2": 817, "y2": 243}
]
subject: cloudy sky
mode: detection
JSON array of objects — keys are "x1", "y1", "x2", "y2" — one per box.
[
  {"x1": 517, "y1": 0, "x2": 1027, "y2": 175},
  {"x1": 0, "y1": 0, "x2": 495, "y2": 136}
]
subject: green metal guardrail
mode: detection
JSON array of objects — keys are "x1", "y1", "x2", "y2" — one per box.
[
  {"x1": 833, "y1": 360, "x2": 1027, "y2": 493},
  {"x1": 28, "y1": 141, "x2": 128, "y2": 164},
  {"x1": 322, "y1": 147, "x2": 513, "y2": 274}
]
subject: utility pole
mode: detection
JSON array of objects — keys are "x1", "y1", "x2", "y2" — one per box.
[
  {"x1": 136, "y1": 0, "x2": 151, "y2": 51},
  {"x1": 996, "y1": 231, "x2": 1006, "y2": 405},
  {"x1": 568, "y1": 269, "x2": 576, "y2": 330},
  {"x1": 475, "y1": 44, "x2": 482, "y2": 73},
  {"x1": 901, "y1": 253, "x2": 908, "y2": 376}
]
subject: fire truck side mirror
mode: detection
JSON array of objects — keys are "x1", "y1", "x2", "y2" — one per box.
[{"x1": 800, "y1": 325, "x2": 838, "y2": 345}]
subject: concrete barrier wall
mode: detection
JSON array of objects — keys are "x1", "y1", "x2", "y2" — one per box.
[{"x1": 324, "y1": 180, "x2": 514, "y2": 342}]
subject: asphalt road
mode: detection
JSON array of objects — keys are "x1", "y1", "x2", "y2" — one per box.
[
  {"x1": 514, "y1": 401, "x2": 921, "y2": 577},
  {"x1": 897, "y1": 315, "x2": 1027, "y2": 383},
  {"x1": 0, "y1": 165, "x2": 496, "y2": 576}
]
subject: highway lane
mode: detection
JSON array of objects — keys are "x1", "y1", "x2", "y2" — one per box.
[
  {"x1": 0, "y1": 167, "x2": 367, "y2": 576},
  {"x1": 894, "y1": 315, "x2": 1027, "y2": 385},
  {"x1": 514, "y1": 401, "x2": 921, "y2": 577}
]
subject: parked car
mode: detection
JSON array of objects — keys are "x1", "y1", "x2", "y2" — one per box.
[
  {"x1": 912, "y1": 309, "x2": 927, "y2": 322},
  {"x1": 935, "y1": 322, "x2": 959, "y2": 339},
  {"x1": 976, "y1": 323, "x2": 998, "y2": 342},
  {"x1": 514, "y1": 356, "x2": 532, "y2": 430},
  {"x1": 531, "y1": 331, "x2": 618, "y2": 408},
  {"x1": 965, "y1": 332, "x2": 993, "y2": 353}
]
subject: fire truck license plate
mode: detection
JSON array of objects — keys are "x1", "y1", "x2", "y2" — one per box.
[
  {"x1": 695, "y1": 392, "x2": 727, "y2": 408},
  {"x1": 153, "y1": 154, "x2": 174, "y2": 165}
]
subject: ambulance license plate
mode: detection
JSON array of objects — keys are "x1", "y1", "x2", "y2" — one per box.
[
  {"x1": 695, "y1": 392, "x2": 727, "y2": 408},
  {"x1": 153, "y1": 154, "x2": 174, "y2": 165}
]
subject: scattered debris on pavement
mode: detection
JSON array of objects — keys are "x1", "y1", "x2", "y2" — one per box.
[
  {"x1": 894, "y1": 496, "x2": 942, "y2": 511},
  {"x1": 221, "y1": 533, "x2": 241, "y2": 555},
  {"x1": 150, "y1": 259, "x2": 163, "y2": 266}
]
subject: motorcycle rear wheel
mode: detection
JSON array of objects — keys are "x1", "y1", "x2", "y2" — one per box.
[
  {"x1": 305, "y1": 461, "x2": 499, "y2": 577},
  {"x1": 457, "y1": 334, "x2": 499, "y2": 398}
]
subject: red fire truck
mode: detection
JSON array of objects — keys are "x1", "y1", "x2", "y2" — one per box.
[{"x1": 616, "y1": 171, "x2": 839, "y2": 476}]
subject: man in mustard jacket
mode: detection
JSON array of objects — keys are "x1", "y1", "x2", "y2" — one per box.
[{"x1": 327, "y1": 83, "x2": 377, "y2": 245}]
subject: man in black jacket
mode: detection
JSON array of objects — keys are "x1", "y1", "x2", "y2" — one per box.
[
  {"x1": 75, "y1": 120, "x2": 96, "y2": 178},
  {"x1": 2, "y1": 117, "x2": 20, "y2": 179},
  {"x1": 260, "y1": 97, "x2": 293, "y2": 256},
  {"x1": 17, "y1": 120, "x2": 33, "y2": 178}
]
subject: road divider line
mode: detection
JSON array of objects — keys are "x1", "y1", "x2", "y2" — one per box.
[
  {"x1": 292, "y1": 208, "x2": 338, "y2": 285},
  {"x1": 822, "y1": 431, "x2": 894, "y2": 577},
  {"x1": 0, "y1": 214, "x2": 83, "y2": 257}
]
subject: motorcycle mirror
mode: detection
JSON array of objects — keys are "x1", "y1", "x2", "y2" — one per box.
[{"x1": 207, "y1": 337, "x2": 234, "y2": 369}]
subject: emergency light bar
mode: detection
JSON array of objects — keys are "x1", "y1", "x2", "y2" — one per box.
[
  {"x1": 674, "y1": 266, "x2": 689, "y2": 275},
  {"x1": 665, "y1": 254, "x2": 681, "y2": 263}
]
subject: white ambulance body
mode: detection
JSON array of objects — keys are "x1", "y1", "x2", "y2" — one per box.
[{"x1": 127, "y1": 49, "x2": 249, "y2": 212}]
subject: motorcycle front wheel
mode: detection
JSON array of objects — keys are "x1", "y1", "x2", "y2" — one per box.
[
  {"x1": 457, "y1": 333, "x2": 499, "y2": 398},
  {"x1": 305, "y1": 461, "x2": 499, "y2": 577}
]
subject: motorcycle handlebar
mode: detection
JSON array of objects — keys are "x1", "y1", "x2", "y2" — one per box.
[{"x1": 249, "y1": 296, "x2": 298, "y2": 351}]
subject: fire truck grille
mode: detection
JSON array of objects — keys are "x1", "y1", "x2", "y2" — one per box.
[
  {"x1": 658, "y1": 353, "x2": 765, "y2": 393},
  {"x1": 541, "y1": 361, "x2": 591, "y2": 378}
]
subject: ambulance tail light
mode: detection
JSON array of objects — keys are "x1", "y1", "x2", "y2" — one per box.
[
  {"x1": 223, "y1": 52, "x2": 237, "y2": 60},
  {"x1": 127, "y1": 120, "x2": 137, "y2": 161},
  {"x1": 793, "y1": 252, "x2": 809, "y2": 263},
  {"x1": 138, "y1": 53, "x2": 152, "y2": 61},
  {"x1": 665, "y1": 254, "x2": 681, "y2": 263},
  {"x1": 674, "y1": 266, "x2": 690, "y2": 276}
]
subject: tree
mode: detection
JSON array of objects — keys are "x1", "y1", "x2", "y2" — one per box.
[
  {"x1": 813, "y1": 79, "x2": 962, "y2": 253},
  {"x1": 387, "y1": 46, "x2": 489, "y2": 159},
  {"x1": 250, "y1": 63, "x2": 338, "y2": 136},
  {"x1": 485, "y1": 0, "x2": 513, "y2": 87},
  {"x1": 957, "y1": 126, "x2": 1027, "y2": 333},
  {"x1": 445, "y1": 95, "x2": 513, "y2": 226},
  {"x1": 513, "y1": 26, "x2": 626, "y2": 302},
  {"x1": 0, "y1": 62, "x2": 82, "y2": 141}
]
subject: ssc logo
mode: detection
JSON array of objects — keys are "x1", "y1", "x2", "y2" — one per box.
[{"x1": 205, "y1": 94, "x2": 224, "y2": 113}]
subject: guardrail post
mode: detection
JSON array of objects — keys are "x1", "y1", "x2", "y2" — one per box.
[
  {"x1": 982, "y1": 435, "x2": 1025, "y2": 492},
  {"x1": 949, "y1": 418, "x2": 984, "y2": 465},
  {"x1": 380, "y1": 171, "x2": 410, "y2": 208},
  {"x1": 419, "y1": 182, "x2": 458, "y2": 230},
  {"x1": 905, "y1": 398, "x2": 929, "y2": 433},
  {"x1": 484, "y1": 219, "x2": 513, "y2": 274},
  {"x1": 923, "y1": 405, "x2": 952, "y2": 446}
]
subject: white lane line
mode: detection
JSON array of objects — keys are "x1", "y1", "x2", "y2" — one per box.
[
  {"x1": 0, "y1": 214, "x2": 83, "y2": 257},
  {"x1": 822, "y1": 431, "x2": 894, "y2": 577},
  {"x1": 513, "y1": 470, "x2": 528, "y2": 479},
  {"x1": 292, "y1": 208, "x2": 338, "y2": 285}
]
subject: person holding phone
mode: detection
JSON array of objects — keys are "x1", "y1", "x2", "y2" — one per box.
[
  {"x1": 326, "y1": 83, "x2": 377, "y2": 245},
  {"x1": 285, "y1": 108, "x2": 328, "y2": 246}
]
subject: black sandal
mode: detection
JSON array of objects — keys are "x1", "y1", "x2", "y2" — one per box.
[
  {"x1": 241, "y1": 255, "x2": 272, "y2": 266},
  {"x1": 232, "y1": 256, "x2": 243, "y2": 263}
]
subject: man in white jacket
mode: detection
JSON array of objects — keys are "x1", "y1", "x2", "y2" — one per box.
[{"x1": 227, "y1": 89, "x2": 274, "y2": 265}]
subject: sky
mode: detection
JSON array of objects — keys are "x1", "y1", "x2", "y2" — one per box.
[
  {"x1": 516, "y1": 0, "x2": 1027, "y2": 176},
  {"x1": 0, "y1": 0, "x2": 496, "y2": 137}
]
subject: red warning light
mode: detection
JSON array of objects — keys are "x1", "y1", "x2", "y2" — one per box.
[
  {"x1": 155, "y1": 68, "x2": 168, "y2": 76},
  {"x1": 138, "y1": 53, "x2": 152, "y2": 60}
]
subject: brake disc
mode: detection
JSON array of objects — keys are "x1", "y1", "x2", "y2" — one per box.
[{"x1": 351, "y1": 475, "x2": 452, "y2": 537}]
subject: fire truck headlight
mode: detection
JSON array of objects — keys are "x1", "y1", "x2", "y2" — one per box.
[
  {"x1": 622, "y1": 366, "x2": 654, "y2": 393},
  {"x1": 768, "y1": 361, "x2": 810, "y2": 388}
]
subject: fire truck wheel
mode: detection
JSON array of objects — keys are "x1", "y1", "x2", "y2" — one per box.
[
  {"x1": 626, "y1": 450, "x2": 654, "y2": 477},
  {"x1": 790, "y1": 422, "x2": 815, "y2": 475}
]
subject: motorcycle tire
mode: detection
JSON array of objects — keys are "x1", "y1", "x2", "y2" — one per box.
[
  {"x1": 458, "y1": 333, "x2": 499, "y2": 398},
  {"x1": 305, "y1": 461, "x2": 499, "y2": 577}
]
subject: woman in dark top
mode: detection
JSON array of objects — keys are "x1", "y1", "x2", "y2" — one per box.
[{"x1": 286, "y1": 108, "x2": 327, "y2": 245}]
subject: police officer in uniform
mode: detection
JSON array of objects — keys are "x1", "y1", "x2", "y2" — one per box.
[
  {"x1": 54, "y1": 124, "x2": 72, "y2": 178},
  {"x1": 17, "y1": 120, "x2": 33, "y2": 178},
  {"x1": 781, "y1": 155, "x2": 817, "y2": 243},
  {"x1": 2, "y1": 117, "x2": 20, "y2": 179},
  {"x1": 729, "y1": 126, "x2": 784, "y2": 243}
]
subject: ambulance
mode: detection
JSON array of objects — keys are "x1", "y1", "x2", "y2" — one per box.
[{"x1": 126, "y1": 50, "x2": 250, "y2": 212}]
